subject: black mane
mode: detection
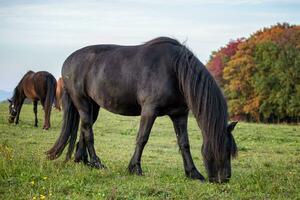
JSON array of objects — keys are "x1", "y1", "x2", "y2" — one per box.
[
  {"x1": 144, "y1": 37, "x2": 181, "y2": 46},
  {"x1": 174, "y1": 44, "x2": 233, "y2": 163}
]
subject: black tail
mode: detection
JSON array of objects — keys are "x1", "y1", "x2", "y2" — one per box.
[
  {"x1": 44, "y1": 77, "x2": 56, "y2": 114},
  {"x1": 47, "y1": 89, "x2": 80, "y2": 161}
]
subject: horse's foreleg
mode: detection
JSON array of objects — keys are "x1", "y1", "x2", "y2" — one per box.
[
  {"x1": 33, "y1": 101, "x2": 38, "y2": 127},
  {"x1": 128, "y1": 105, "x2": 157, "y2": 175},
  {"x1": 15, "y1": 100, "x2": 24, "y2": 125},
  {"x1": 170, "y1": 113, "x2": 205, "y2": 182}
]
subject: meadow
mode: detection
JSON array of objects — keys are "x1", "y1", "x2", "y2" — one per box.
[{"x1": 0, "y1": 103, "x2": 299, "y2": 200}]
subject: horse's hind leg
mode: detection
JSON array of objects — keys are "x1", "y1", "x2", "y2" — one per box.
[
  {"x1": 40, "y1": 97, "x2": 51, "y2": 130},
  {"x1": 170, "y1": 113, "x2": 205, "y2": 182},
  {"x1": 76, "y1": 99, "x2": 104, "y2": 168},
  {"x1": 75, "y1": 102, "x2": 100, "y2": 164},
  {"x1": 128, "y1": 105, "x2": 157, "y2": 175},
  {"x1": 43, "y1": 104, "x2": 52, "y2": 130},
  {"x1": 33, "y1": 100, "x2": 38, "y2": 127}
]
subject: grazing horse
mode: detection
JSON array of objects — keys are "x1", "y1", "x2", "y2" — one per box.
[
  {"x1": 55, "y1": 77, "x2": 64, "y2": 111},
  {"x1": 8, "y1": 71, "x2": 58, "y2": 130},
  {"x1": 47, "y1": 37, "x2": 238, "y2": 183}
]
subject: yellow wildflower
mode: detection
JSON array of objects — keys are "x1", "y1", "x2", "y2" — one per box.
[
  {"x1": 40, "y1": 194, "x2": 46, "y2": 200},
  {"x1": 43, "y1": 176, "x2": 47, "y2": 180},
  {"x1": 31, "y1": 181, "x2": 35, "y2": 185},
  {"x1": 32, "y1": 197, "x2": 36, "y2": 200}
]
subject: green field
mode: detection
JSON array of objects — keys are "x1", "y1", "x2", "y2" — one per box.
[{"x1": 0, "y1": 103, "x2": 299, "y2": 200}]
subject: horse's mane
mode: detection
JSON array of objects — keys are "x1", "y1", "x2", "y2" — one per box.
[
  {"x1": 144, "y1": 37, "x2": 181, "y2": 47},
  {"x1": 143, "y1": 37, "x2": 231, "y2": 161},
  {"x1": 173, "y1": 43, "x2": 232, "y2": 163},
  {"x1": 11, "y1": 71, "x2": 34, "y2": 101}
]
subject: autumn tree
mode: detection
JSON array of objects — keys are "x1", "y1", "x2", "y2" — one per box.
[
  {"x1": 254, "y1": 40, "x2": 300, "y2": 122},
  {"x1": 211, "y1": 23, "x2": 300, "y2": 122},
  {"x1": 207, "y1": 39, "x2": 244, "y2": 87}
]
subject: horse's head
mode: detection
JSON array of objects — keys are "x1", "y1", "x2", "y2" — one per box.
[
  {"x1": 8, "y1": 98, "x2": 17, "y2": 123},
  {"x1": 202, "y1": 121, "x2": 238, "y2": 183}
]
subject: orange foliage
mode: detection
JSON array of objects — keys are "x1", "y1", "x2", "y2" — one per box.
[{"x1": 216, "y1": 23, "x2": 300, "y2": 122}]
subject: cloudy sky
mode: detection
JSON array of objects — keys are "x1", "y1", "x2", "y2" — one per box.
[{"x1": 0, "y1": 0, "x2": 299, "y2": 91}]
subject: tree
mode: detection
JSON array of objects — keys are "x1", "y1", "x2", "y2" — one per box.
[
  {"x1": 207, "y1": 39, "x2": 244, "y2": 87},
  {"x1": 219, "y1": 23, "x2": 300, "y2": 122}
]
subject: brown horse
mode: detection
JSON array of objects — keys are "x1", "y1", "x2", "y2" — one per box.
[
  {"x1": 8, "y1": 71, "x2": 59, "y2": 130},
  {"x1": 55, "y1": 77, "x2": 64, "y2": 111}
]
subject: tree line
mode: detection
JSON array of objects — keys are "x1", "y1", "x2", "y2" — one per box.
[{"x1": 207, "y1": 23, "x2": 300, "y2": 123}]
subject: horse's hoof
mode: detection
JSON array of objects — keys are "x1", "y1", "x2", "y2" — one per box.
[
  {"x1": 186, "y1": 169, "x2": 205, "y2": 182},
  {"x1": 88, "y1": 158, "x2": 106, "y2": 169},
  {"x1": 128, "y1": 163, "x2": 143, "y2": 176},
  {"x1": 74, "y1": 158, "x2": 88, "y2": 165},
  {"x1": 46, "y1": 153, "x2": 57, "y2": 160},
  {"x1": 88, "y1": 161, "x2": 106, "y2": 169},
  {"x1": 74, "y1": 155, "x2": 88, "y2": 164}
]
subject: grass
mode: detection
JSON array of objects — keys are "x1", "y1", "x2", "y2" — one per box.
[{"x1": 0, "y1": 102, "x2": 299, "y2": 199}]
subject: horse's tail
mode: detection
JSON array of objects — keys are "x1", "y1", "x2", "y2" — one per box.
[
  {"x1": 42, "y1": 76, "x2": 57, "y2": 129},
  {"x1": 45, "y1": 76, "x2": 56, "y2": 112},
  {"x1": 47, "y1": 89, "x2": 80, "y2": 161}
]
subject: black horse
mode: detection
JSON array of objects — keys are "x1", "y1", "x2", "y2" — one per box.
[
  {"x1": 8, "y1": 71, "x2": 59, "y2": 130},
  {"x1": 47, "y1": 37, "x2": 238, "y2": 183}
]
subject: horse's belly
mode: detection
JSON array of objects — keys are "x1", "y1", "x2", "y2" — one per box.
[{"x1": 94, "y1": 96, "x2": 141, "y2": 116}]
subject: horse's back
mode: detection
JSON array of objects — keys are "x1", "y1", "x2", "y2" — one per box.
[
  {"x1": 62, "y1": 40, "x2": 187, "y2": 116},
  {"x1": 21, "y1": 71, "x2": 56, "y2": 101}
]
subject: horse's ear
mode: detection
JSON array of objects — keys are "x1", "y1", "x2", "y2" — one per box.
[
  {"x1": 227, "y1": 121, "x2": 238, "y2": 132},
  {"x1": 7, "y1": 98, "x2": 12, "y2": 103}
]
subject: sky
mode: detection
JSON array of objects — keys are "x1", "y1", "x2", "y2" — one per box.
[{"x1": 0, "y1": 0, "x2": 299, "y2": 91}]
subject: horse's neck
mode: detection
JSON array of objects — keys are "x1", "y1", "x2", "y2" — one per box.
[{"x1": 14, "y1": 85, "x2": 25, "y2": 102}]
